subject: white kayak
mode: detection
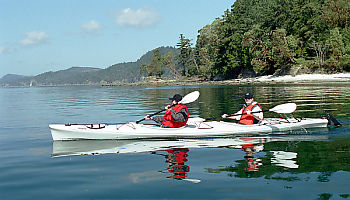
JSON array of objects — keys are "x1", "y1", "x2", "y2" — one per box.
[{"x1": 49, "y1": 117, "x2": 329, "y2": 141}]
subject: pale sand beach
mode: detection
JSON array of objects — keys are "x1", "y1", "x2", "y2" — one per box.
[
  {"x1": 253, "y1": 73, "x2": 350, "y2": 82},
  {"x1": 102, "y1": 73, "x2": 350, "y2": 86}
]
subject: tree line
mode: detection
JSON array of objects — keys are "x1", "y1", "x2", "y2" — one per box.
[{"x1": 142, "y1": 0, "x2": 350, "y2": 80}]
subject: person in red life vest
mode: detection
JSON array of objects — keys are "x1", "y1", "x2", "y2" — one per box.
[
  {"x1": 144, "y1": 94, "x2": 189, "y2": 128},
  {"x1": 221, "y1": 92, "x2": 264, "y2": 125}
]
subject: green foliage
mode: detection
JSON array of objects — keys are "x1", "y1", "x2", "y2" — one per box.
[
  {"x1": 176, "y1": 34, "x2": 194, "y2": 76},
  {"x1": 162, "y1": 52, "x2": 181, "y2": 79},
  {"x1": 193, "y1": 0, "x2": 350, "y2": 79},
  {"x1": 244, "y1": 28, "x2": 296, "y2": 75},
  {"x1": 195, "y1": 20, "x2": 221, "y2": 77},
  {"x1": 322, "y1": 0, "x2": 350, "y2": 28},
  {"x1": 141, "y1": 48, "x2": 164, "y2": 77},
  {"x1": 327, "y1": 28, "x2": 345, "y2": 69}
]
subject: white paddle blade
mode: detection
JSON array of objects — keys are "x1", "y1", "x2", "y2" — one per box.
[
  {"x1": 183, "y1": 178, "x2": 201, "y2": 183},
  {"x1": 179, "y1": 91, "x2": 200, "y2": 104},
  {"x1": 270, "y1": 103, "x2": 297, "y2": 114}
]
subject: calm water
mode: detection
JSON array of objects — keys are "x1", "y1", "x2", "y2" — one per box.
[{"x1": 1, "y1": 84, "x2": 350, "y2": 200}]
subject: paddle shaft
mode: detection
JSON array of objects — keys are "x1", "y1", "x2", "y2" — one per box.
[
  {"x1": 136, "y1": 105, "x2": 174, "y2": 124},
  {"x1": 206, "y1": 109, "x2": 267, "y2": 121},
  {"x1": 229, "y1": 109, "x2": 268, "y2": 117},
  {"x1": 136, "y1": 91, "x2": 200, "y2": 124}
]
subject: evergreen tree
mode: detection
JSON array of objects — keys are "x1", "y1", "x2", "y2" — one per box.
[
  {"x1": 176, "y1": 34, "x2": 193, "y2": 76},
  {"x1": 194, "y1": 0, "x2": 350, "y2": 78},
  {"x1": 140, "y1": 48, "x2": 163, "y2": 77},
  {"x1": 162, "y1": 52, "x2": 181, "y2": 79}
]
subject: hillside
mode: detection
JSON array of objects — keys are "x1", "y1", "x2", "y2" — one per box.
[
  {"x1": 0, "y1": 46, "x2": 178, "y2": 87},
  {"x1": 0, "y1": 74, "x2": 31, "y2": 84}
]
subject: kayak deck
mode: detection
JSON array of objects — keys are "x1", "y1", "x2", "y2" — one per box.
[{"x1": 49, "y1": 117, "x2": 329, "y2": 141}]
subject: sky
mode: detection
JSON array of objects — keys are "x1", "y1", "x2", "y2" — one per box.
[{"x1": 0, "y1": 0, "x2": 233, "y2": 78}]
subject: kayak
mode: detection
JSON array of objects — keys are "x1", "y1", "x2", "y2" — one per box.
[
  {"x1": 52, "y1": 135, "x2": 329, "y2": 157},
  {"x1": 49, "y1": 117, "x2": 329, "y2": 141}
]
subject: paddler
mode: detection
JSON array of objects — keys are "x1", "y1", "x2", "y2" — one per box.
[
  {"x1": 144, "y1": 94, "x2": 189, "y2": 128},
  {"x1": 222, "y1": 92, "x2": 264, "y2": 125}
]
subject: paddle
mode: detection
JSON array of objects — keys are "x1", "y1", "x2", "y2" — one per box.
[
  {"x1": 136, "y1": 91, "x2": 200, "y2": 124},
  {"x1": 207, "y1": 103, "x2": 297, "y2": 120}
]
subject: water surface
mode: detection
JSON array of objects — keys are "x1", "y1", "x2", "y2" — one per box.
[{"x1": 0, "y1": 84, "x2": 349, "y2": 199}]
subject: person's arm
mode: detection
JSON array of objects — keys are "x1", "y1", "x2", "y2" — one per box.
[
  {"x1": 247, "y1": 106, "x2": 263, "y2": 121},
  {"x1": 171, "y1": 108, "x2": 188, "y2": 122},
  {"x1": 222, "y1": 109, "x2": 242, "y2": 120},
  {"x1": 144, "y1": 115, "x2": 165, "y2": 124}
]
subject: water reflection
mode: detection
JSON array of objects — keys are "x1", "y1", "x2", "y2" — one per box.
[
  {"x1": 207, "y1": 135, "x2": 350, "y2": 181},
  {"x1": 159, "y1": 148, "x2": 192, "y2": 181},
  {"x1": 52, "y1": 135, "x2": 344, "y2": 182},
  {"x1": 270, "y1": 151, "x2": 298, "y2": 169},
  {"x1": 242, "y1": 143, "x2": 264, "y2": 173},
  {"x1": 221, "y1": 138, "x2": 300, "y2": 177}
]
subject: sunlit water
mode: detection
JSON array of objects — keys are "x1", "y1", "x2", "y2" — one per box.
[{"x1": 0, "y1": 84, "x2": 349, "y2": 199}]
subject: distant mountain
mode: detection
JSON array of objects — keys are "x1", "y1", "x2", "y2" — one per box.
[
  {"x1": 0, "y1": 74, "x2": 31, "y2": 84},
  {"x1": 0, "y1": 46, "x2": 179, "y2": 87}
]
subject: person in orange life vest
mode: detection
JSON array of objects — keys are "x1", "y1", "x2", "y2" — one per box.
[
  {"x1": 144, "y1": 94, "x2": 189, "y2": 128},
  {"x1": 221, "y1": 92, "x2": 263, "y2": 125}
]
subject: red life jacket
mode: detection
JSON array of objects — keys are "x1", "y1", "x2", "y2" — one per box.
[
  {"x1": 239, "y1": 102, "x2": 263, "y2": 125},
  {"x1": 162, "y1": 104, "x2": 189, "y2": 128}
]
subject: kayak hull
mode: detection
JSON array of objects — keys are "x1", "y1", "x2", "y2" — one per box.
[{"x1": 49, "y1": 118, "x2": 329, "y2": 141}]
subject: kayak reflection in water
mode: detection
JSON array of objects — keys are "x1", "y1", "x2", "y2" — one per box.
[
  {"x1": 144, "y1": 94, "x2": 189, "y2": 128},
  {"x1": 225, "y1": 137, "x2": 265, "y2": 176},
  {"x1": 165, "y1": 148, "x2": 190, "y2": 180},
  {"x1": 242, "y1": 143, "x2": 264, "y2": 175},
  {"x1": 222, "y1": 92, "x2": 264, "y2": 125},
  {"x1": 154, "y1": 148, "x2": 200, "y2": 183}
]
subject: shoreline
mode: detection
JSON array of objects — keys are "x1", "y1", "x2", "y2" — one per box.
[
  {"x1": 102, "y1": 73, "x2": 350, "y2": 87},
  {"x1": 2, "y1": 73, "x2": 350, "y2": 88}
]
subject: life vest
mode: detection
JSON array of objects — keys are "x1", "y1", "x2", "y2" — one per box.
[
  {"x1": 239, "y1": 102, "x2": 263, "y2": 125},
  {"x1": 162, "y1": 104, "x2": 189, "y2": 128}
]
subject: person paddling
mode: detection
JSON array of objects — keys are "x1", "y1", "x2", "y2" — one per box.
[
  {"x1": 144, "y1": 94, "x2": 189, "y2": 128},
  {"x1": 222, "y1": 92, "x2": 264, "y2": 125}
]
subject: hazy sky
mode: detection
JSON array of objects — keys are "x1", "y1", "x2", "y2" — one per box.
[{"x1": 0, "y1": 0, "x2": 233, "y2": 77}]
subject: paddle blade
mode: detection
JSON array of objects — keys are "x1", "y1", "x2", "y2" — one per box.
[
  {"x1": 270, "y1": 103, "x2": 297, "y2": 113},
  {"x1": 179, "y1": 91, "x2": 200, "y2": 104},
  {"x1": 183, "y1": 178, "x2": 201, "y2": 183}
]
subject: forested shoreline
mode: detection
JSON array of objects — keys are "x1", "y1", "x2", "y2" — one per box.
[{"x1": 144, "y1": 0, "x2": 350, "y2": 80}]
